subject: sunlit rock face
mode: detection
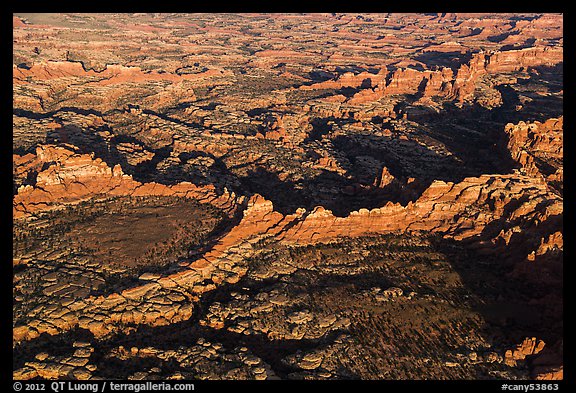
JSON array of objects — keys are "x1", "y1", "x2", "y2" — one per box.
[{"x1": 13, "y1": 12, "x2": 562, "y2": 381}]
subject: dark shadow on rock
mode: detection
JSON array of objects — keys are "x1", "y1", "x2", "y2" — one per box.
[
  {"x1": 246, "y1": 107, "x2": 269, "y2": 117},
  {"x1": 435, "y1": 236, "x2": 558, "y2": 343},
  {"x1": 304, "y1": 116, "x2": 337, "y2": 142},
  {"x1": 488, "y1": 31, "x2": 520, "y2": 43},
  {"x1": 141, "y1": 108, "x2": 203, "y2": 129},
  {"x1": 238, "y1": 167, "x2": 309, "y2": 215},
  {"x1": 236, "y1": 104, "x2": 525, "y2": 217},
  {"x1": 13, "y1": 327, "x2": 96, "y2": 371},
  {"x1": 44, "y1": 123, "x2": 131, "y2": 173},
  {"x1": 402, "y1": 102, "x2": 524, "y2": 175},
  {"x1": 335, "y1": 86, "x2": 362, "y2": 98},
  {"x1": 413, "y1": 51, "x2": 474, "y2": 72},
  {"x1": 80, "y1": 268, "x2": 360, "y2": 379},
  {"x1": 403, "y1": 66, "x2": 562, "y2": 170},
  {"x1": 432, "y1": 203, "x2": 563, "y2": 378},
  {"x1": 332, "y1": 131, "x2": 486, "y2": 184},
  {"x1": 500, "y1": 38, "x2": 537, "y2": 51},
  {"x1": 237, "y1": 166, "x2": 407, "y2": 217},
  {"x1": 40, "y1": 113, "x2": 230, "y2": 191},
  {"x1": 14, "y1": 106, "x2": 106, "y2": 119}
]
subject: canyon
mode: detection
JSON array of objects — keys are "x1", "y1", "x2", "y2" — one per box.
[{"x1": 13, "y1": 13, "x2": 563, "y2": 381}]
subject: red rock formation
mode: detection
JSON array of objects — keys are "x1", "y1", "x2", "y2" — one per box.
[
  {"x1": 16, "y1": 145, "x2": 561, "y2": 259},
  {"x1": 531, "y1": 339, "x2": 563, "y2": 380},
  {"x1": 13, "y1": 168, "x2": 562, "y2": 345},
  {"x1": 505, "y1": 117, "x2": 563, "y2": 194},
  {"x1": 486, "y1": 47, "x2": 563, "y2": 73},
  {"x1": 12, "y1": 61, "x2": 224, "y2": 112},
  {"x1": 276, "y1": 173, "x2": 560, "y2": 246},
  {"x1": 503, "y1": 338, "x2": 564, "y2": 380},
  {"x1": 422, "y1": 68, "x2": 455, "y2": 98},
  {"x1": 11, "y1": 12, "x2": 564, "y2": 380},
  {"x1": 257, "y1": 114, "x2": 287, "y2": 141},
  {"x1": 12, "y1": 194, "x2": 286, "y2": 343},
  {"x1": 382, "y1": 67, "x2": 425, "y2": 96},
  {"x1": 373, "y1": 166, "x2": 395, "y2": 188},
  {"x1": 346, "y1": 66, "x2": 446, "y2": 104},
  {"x1": 13, "y1": 16, "x2": 26, "y2": 28},
  {"x1": 506, "y1": 117, "x2": 563, "y2": 174},
  {"x1": 314, "y1": 156, "x2": 339, "y2": 171},
  {"x1": 300, "y1": 69, "x2": 388, "y2": 91},
  {"x1": 452, "y1": 48, "x2": 562, "y2": 102},
  {"x1": 533, "y1": 231, "x2": 563, "y2": 259},
  {"x1": 504, "y1": 337, "x2": 546, "y2": 366},
  {"x1": 304, "y1": 47, "x2": 561, "y2": 106},
  {"x1": 13, "y1": 60, "x2": 216, "y2": 85},
  {"x1": 534, "y1": 367, "x2": 563, "y2": 380},
  {"x1": 13, "y1": 145, "x2": 242, "y2": 219}
]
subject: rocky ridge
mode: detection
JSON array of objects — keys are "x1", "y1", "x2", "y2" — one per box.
[{"x1": 13, "y1": 13, "x2": 563, "y2": 381}]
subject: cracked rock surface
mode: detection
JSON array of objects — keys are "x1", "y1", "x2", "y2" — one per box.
[{"x1": 13, "y1": 13, "x2": 562, "y2": 380}]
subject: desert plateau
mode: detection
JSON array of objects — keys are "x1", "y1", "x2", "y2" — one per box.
[{"x1": 12, "y1": 12, "x2": 563, "y2": 381}]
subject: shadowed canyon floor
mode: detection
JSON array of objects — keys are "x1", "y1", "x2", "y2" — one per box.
[{"x1": 13, "y1": 13, "x2": 563, "y2": 380}]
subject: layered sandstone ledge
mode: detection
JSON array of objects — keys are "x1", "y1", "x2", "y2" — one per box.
[
  {"x1": 13, "y1": 140, "x2": 562, "y2": 347},
  {"x1": 505, "y1": 117, "x2": 563, "y2": 192},
  {"x1": 13, "y1": 60, "x2": 227, "y2": 85},
  {"x1": 300, "y1": 47, "x2": 562, "y2": 105},
  {"x1": 12, "y1": 12, "x2": 563, "y2": 381},
  {"x1": 13, "y1": 144, "x2": 243, "y2": 219}
]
